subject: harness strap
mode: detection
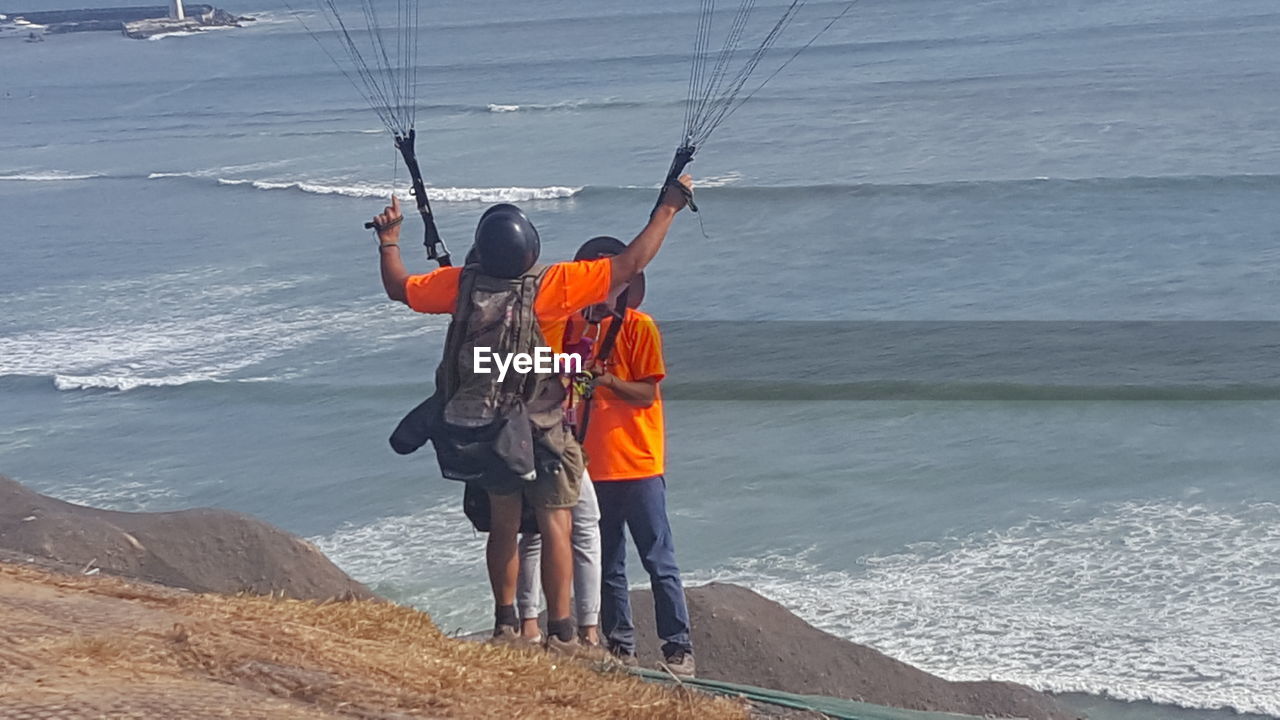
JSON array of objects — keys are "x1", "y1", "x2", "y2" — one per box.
[
  {"x1": 574, "y1": 287, "x2": 630, "y2": 444},
  {"x1": 439, "y1": 266, "x2": 482, "y2": 398}
]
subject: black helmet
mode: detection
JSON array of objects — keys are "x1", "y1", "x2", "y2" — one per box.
[
  {"x1": 474, "y1": 204, "x2": 540, "y2": 278},
  {"x1": 463, "y1": 244, "x2": 481, "y2": 266},
  {"x1": 575, "y1": 235, "x2": 644, "y2": 309}
]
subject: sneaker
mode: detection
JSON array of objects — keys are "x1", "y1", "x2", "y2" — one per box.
[
  {"x1": 609, "y1": 646, "x2": 639, "y2": 668},
  {"x1": 544, "y1": 633, "x2": 580, "y2": 656},
  {"x1": 572, "y1": 637, "x2": 615, "y2": 663},
  {"x1": 489, "y1": 624, "x2": 521, "y2": 646},
  {"x1": 660, "y1": 649, "x2": 695, "y2": 679}
]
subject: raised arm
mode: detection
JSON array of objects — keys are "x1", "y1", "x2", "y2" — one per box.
[
  {"x1": 608, "y1": 174, "x2": 693, "y2": 294},
  {"x1": 372, "y1": 196, "x2": 409, "y2": 304}
]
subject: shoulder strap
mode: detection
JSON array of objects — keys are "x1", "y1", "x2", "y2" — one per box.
[
  {"x1": 596, "y1": 289, "x2": 630, "y2": 366},
  {"x1": 516, "y1": 268, "x2": 543, "y2": 398},
  {"x1": 574, "y1": 288, "x2": 630, "y2": 443},
  {"x1": 439, "y1": 267, "x2": 486, "y2": 398}
]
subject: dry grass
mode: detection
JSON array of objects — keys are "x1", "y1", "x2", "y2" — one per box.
[{"x1": 0, "y1": 562, "x2": 748, "y2": 720}]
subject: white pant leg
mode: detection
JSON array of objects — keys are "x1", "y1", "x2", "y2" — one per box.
[
  {"x1": 571, "y1": 471, "x2": 602, "y2": 627},
  {"x1": 517, "y1": 530, "x2": 542, "y2": 621},
  {"x1": 515, "y1": 469, "x2": 602, "y2": 626}
]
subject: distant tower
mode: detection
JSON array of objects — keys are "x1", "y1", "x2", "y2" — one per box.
[{"x1": 169, "y1": 0, "x2": 185, "y2": 20}]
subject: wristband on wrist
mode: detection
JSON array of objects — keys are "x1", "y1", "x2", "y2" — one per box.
[{"x1": 378, "y1": 243, "x2": 399, "y2": 251}]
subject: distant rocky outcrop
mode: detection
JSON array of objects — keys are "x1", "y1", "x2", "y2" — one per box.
[
  {"x1": 123, "y1": 9, "x2": 251, "y2": 40},
  {"x1": 4, "y1": 5, "x2": 252, "y2": 38},
  {"x1": 0, "y1": 476, "x2": 372, "y2": 601},
  {"x1": 629, "y1": 583, "x2": 1082, "y2": 720}
]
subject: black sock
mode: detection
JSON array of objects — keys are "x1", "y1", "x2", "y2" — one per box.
[
  {"x1": 494, "y1": 604, "x2": 518, "y2": 630},
  {"x1": 547, "y1": 616, "x2": 574, "y2": 643}
]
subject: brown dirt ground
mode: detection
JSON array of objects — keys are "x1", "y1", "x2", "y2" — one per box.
[{"x1": 0, "y1": 561, "x2": 748, "y2": 720}]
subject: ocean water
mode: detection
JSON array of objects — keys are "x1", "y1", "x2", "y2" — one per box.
[{"x1": 3, "y1": 1, "x2": 1279, "y2": 718}]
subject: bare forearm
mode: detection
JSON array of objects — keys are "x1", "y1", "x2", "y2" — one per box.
[
  {"x1": 379, "y1": 246, "x2": 410, "y2": 303},
  {"x1": 370, "y1": 196, "x2": 408, "y2": 303},
  {"x1": 599, "y1": 375, "x2": 658, "y2": 408},
  {"x1": 610, "y1": 206, "x2": 676, "y2": 293}
]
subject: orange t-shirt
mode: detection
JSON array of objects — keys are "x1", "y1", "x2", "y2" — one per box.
[
  {"x1": 581, "y1": 309, "x2": 666, "y2": 481},
  {"x1": 403, "y1": 259, "x2": 612, "y2": 353}
]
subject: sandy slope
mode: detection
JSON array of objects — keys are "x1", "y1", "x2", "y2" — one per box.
[{"x1": 0, "y1": 561, "x2": 746, "y2": 720}]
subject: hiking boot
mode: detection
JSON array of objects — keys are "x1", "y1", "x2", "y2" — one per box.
[{"x1": 660, "y1": 649, "x2": 695, "y2": 678}]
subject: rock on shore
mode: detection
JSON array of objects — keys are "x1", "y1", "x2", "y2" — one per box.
[
  {"x1": 629, "y1": 583, "x2": 1081, "y2": 720},
  {"x1": 0, "y1": 476, "x2": 371, "y2": 601}
]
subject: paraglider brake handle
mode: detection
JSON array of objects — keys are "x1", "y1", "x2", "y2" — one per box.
[
  {"x1": 670, "y1": 178, "x2": 698, "y2": 213},
  {"x1": 364, "y1": 216, "x2": 404, "y2": 231},
  {"x1": 654, "y1": 145, "x2": 698, "y2": 215}
]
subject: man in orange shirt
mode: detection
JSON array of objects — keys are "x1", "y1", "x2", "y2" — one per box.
[
  {"x1": 369, "y1": 177, "x2": 692, "y2": 647},
  {"x1": 571, "y1": 237, "x2": 695, "y2": 677}
]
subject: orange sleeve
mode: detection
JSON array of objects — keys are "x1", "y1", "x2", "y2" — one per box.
[
  {"x1": 533, "y1": 259, "x2": 612, "y2": 322},
  {"x1": 404, "y1": 266, "x2": 463, "y2": 314},
  {"x1": 624, "y1": 313, "x2": 666, "y2": 382}
]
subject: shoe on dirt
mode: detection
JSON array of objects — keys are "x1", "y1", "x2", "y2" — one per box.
[
  {"x1": 489, "y1": 624, "x2": 521, "y2": 645},
  {"x1": 660, "y1": 649, "x2": 695, "y2": 678},
  {"x1": 545, "y1": 633, "x2": 581, "y2": 656},
  {"x1": 609, "y1": 645, "x2": 639, "y2": 667}
]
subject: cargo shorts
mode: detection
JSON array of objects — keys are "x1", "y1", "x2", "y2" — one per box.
[{"x1": 481, "y1": 435, "x2": 584, "y2": 510}]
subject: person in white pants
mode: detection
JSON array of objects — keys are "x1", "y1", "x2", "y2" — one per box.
[{"x1": 516, "y1": 469, "x2": 602, "y2": 646}]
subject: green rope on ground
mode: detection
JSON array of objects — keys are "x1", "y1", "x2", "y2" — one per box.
[{"x1": 629, "y1": 668, "x2": 985, "y2": 720}]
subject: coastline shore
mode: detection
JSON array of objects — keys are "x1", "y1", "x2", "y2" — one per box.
[{"x1": 1, "y1": 475, "x2": 1080, "y2": 720}]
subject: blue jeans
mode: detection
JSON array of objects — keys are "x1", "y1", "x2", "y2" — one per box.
[{"x1": 595, "y1": 475, "x2": 693, "y2": 657}]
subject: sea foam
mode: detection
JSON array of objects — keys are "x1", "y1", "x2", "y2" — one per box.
[
  {"x1": 309, "y1": 500, "x2": 489, "y2": 631},
  {"x1": 215, "y1": 177, "x2": 582, "y2": 203},
  {"x1": 688, "y1": 500, "x2": 1280, "y2": 717},
  {"x1": 0, "y1": 171, "x2": 102, "y2": 181},
  {"x1": 0, "y1": 271, "x2": 407, "y2": 393}
]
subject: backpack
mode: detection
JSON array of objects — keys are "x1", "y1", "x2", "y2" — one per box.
[{"x1": 387, "y1": 264, "x2": 576, "y2": 529}]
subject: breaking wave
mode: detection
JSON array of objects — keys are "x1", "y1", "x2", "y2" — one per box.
[
  {"x1": 483, "y1": 99, "x2": 644, "y2": 113},
  {"x1": 207, "y1": 176, "x2": 582, "y2": 203},
  {"x1": 145, "y1": 30, "x2": 210, "y2": 41},
  {"x1": 51, "y1": 373, "x2": 229, "y2": 392},
  {"x1": 0, "y1": 270, "x2": 418, "y2": 394},
  {"x1": 697, "y1": 171, "x2": 743, "y2": 188},
  {"x1": 309, "y1": 500, "x2": 489, "y2": 632},
  {"x1": 0, "y1": 171, "x2": 102, "y2": 182},
  {"x1": 691, "y1": 500, "x2": 1280, "y2": 717},
  {"x1": 15, "y1": 169, "x2": 1280, "y2": 201},
  {"x1": 27, "y1": 477, "x2": 182, "y2": 513}
]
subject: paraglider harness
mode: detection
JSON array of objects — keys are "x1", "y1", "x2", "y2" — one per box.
[
  {"x1": 454, "y1": 287, "x2": 632, "y2": 535},
  {"x1": 388, "y1": 263, "x2": 581, "y2": 532}
]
